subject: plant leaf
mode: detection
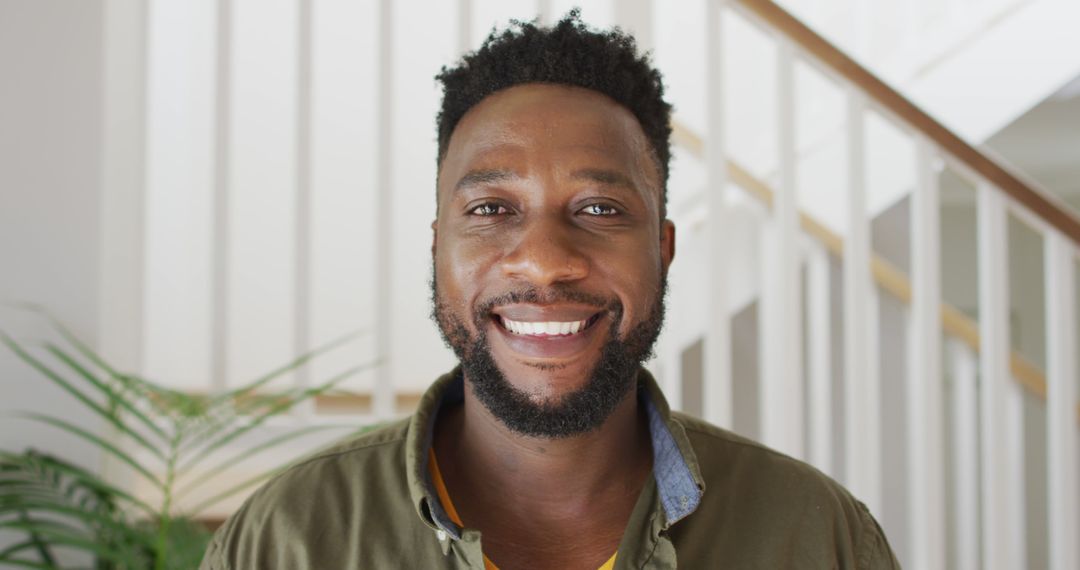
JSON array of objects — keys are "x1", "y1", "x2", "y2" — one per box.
[
  {"x1": 172, "y1": 424, "x2": 352, "y2": 500},
  {"x1": 0, "y1": 450, "x2": 157, "y2": 520},
  {"x1": 45, "y1": 343, "x2": 168, "y2": 441},
  {"x1": 0, "y1": 540, "x2": 48, "y2": 562},
  {"x1": 176, "y1": 367, "x2": 360, "y2": 475},
  {"x1": 0, "y1": 504, "x2": 149, "y2": 547},
  {"x1": 13, "y1": 504, "x2": 55, "y2": 569},
  {"x1": 186, "y1": 423, "x2": 381, "y2": 518},
  {"x1": 0, "y1": 521, "x2": 143, "y2": 568},
  {"x1": 214, "y1": 330, "x2": 366, "y2": 405},
  {"x1": 13, "y1": 413, "x2": 163, "y2": 490},
  {"x1": 0, "y1": 557, "x2": 56, "y2": 569},
  {"x1": 0, "y1": 334, "x2": 165, "y2": 460},
  {"x1": 28, "y1": 304, "x2": 122, "y2": 380}
]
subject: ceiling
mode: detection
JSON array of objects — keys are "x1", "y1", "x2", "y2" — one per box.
[{"x1": 983, "y1": 74, "x2": 1080, "y2": 212}]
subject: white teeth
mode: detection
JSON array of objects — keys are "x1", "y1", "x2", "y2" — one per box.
[{"x1": 501, "y1": 317, "x2": 590, "y2": 336}]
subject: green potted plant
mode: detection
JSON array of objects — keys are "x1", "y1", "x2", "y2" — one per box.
[{"x1": 0, "y1": 306, "x2": 376, "y2": 569}]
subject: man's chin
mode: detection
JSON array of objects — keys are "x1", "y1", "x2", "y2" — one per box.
[
  {"x1": 486, "y1": 342, "x2": 603, "y2": 399},
  {"x1": 462, "y1": 335, "x2": 641, "y2": 439}
]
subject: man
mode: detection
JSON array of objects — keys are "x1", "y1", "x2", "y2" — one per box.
[{"x1": 201, "y1": 12, "x2": 898, "y2": 569}]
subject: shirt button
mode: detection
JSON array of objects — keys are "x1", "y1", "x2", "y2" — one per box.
[{"x1": 436, "y1": 529, "x2": 447, "y2": 542}]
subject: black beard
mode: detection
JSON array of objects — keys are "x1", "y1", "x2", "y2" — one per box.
[{"x1": 431, "y1": 279, "x2": 666, "y2": 439}]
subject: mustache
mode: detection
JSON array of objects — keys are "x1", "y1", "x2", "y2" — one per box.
[{"x1": 473, "y1": 286, "x2": 621, "y2": 323}]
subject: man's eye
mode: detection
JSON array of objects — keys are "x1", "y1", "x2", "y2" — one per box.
[
  {"x1": 469, "y1": 203, "x2": 509, "y2": 216},
  {"x1": 581, "y1": 203, "x2": 619, "y2": 216}
]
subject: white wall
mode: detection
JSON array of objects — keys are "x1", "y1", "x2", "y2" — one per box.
[
  {"x1": 0, "y1": 0, "x2": 108, "y2": 560},
  {"x1": 0, "y1": 0, "x2": 106, "y2": 472}
]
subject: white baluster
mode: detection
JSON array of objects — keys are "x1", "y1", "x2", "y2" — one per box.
[
  {"x1": 976, "y1": 184, "x2": 1025, "y2": 570},
  {"x1": 458, "y1": 0, "x2": 472, "y2": 55},
  {"x1": 704, "y1": 0, "x2": 732, "y2": 428},
  {"x1": 908, "y1": 138, "x2": 945, "y2": 569},
  {"x1": 844, "y1": 89, "x2": 876, "y2": 511},
  {"x1": 211, "y1": 0, "x2": 233, "y2": 392},
  {"x1": 1045, "y1": 230, "x2": 1079, "y2": 570},
  {"x1": 373, "y1": 0, "x2": 395, "y2": 419},
  {"x1": 228, "y1": 0, "x2": 304, "y2": 389},
  {"x1": 537, "y1": 0, "x2": 553, "y2": 25},
  {"x1": 1006, "y1": 372, "x2": 1026, "y2": 570},
  {"x1": 865, "y1": 282, "x2": 882, "y2": 518},
  {"x1": 807, "y1": 245, "x2": 833, "y2": 473},
  {"x1": 759, "y1": 37, "x2": 803, "y2": 459},
  {"x1": 294, "y1": 0, "x2": 314, "y2": 417},
  {"x1": 614, "y1": 0, "x2": 654, "y2": 54},
  {"x1": 662, "y1": 344, "x2": 684, "y2": 413},
  {"x1": 143, "y1": 0, "x2": 216, "y2": 390},
  {"x1": 948, "y1": 338, "x2": 980, "y2": 570}
]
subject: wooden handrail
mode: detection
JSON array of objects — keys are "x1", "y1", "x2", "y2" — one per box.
[
  {"x1": 731, "y1": 0, "x2": 1080, "y2": 247},
  {"x1": 672, "y1": 122, "x2": 1080, "y2": 421},
  {"x1": 180, "y1": 390, "x2": 423, "y2": 415},
  {"x1": 313, "y1": 392, "x2": 422, "y2": 415}
]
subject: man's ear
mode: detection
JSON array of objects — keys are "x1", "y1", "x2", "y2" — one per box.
[
  {"x1": 430, "y1": 219, "x2": 438, "y2": 257},
  {"x1": 661, "y1": 219, "x2": 676, "y2": 271}
]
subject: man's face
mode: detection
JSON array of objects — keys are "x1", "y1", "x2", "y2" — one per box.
[{"x1": 432, "y1": 83, "x2": 675, "y2": 438}]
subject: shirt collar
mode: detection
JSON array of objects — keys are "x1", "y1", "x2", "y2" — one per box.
[{"x1": 405, "y1": 367, "x2": 705, "y2": 539}]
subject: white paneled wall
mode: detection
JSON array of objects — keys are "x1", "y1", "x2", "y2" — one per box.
[
  {"x1": 143, "y1": 0, "x2": 216, "y2": 390},
  {"x1": 227, "y1": 0, "x2": 299, "y2": 390},
  {"x1": 307, "y1": 0, "x2": 380, "y2": 392},
  {"x1": 386, "y1": 0, "x2": 459, "y2": 396}
]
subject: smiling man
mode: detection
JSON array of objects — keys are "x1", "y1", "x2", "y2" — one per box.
[{"x1": 201, "y1": 12, "x2": 897, "y2": 570}]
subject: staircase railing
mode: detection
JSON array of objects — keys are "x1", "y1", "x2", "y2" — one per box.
[{"x1": 674, "y1": 1, "x2": 1080, "y2": 569}]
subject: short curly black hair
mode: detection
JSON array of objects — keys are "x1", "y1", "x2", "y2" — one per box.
[{"x1": 435, "y1": 9, "x2": 673, "y2": 204}]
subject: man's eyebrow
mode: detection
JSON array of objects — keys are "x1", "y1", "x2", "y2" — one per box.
[
  {"x1": 570, "y1": 168, "x2": 636, "y2": 189},
  {"x1": 454, "y1": 169, "x2": 519, "y2": 193}
]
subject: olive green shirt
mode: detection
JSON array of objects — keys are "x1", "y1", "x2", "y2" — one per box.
[{"x1": 200, "y1": 368, "x2": 899, "y2": 568}]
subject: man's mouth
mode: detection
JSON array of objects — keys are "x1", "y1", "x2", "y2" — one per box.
[
  {"x1": 495, "y1": 314, "x2": 603, "y2": 337},
  {"x1": 486, "y1": 304, "x2": 609, "y2": 361}
]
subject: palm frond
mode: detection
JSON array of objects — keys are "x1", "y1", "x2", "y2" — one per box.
[
  {"x1": 45, "y1": 343, "x2": 168, "y2": 440},
  {"x1": 1, "y1": 333, "x2": 166, "y2": 460},
  {"x1": 185, "y1": 423, "x2": 381, "y2": 518},
  {"x1": 175, "y1": 366, "x2": 360, "y2": 476},
  {"x1": 13, "y1": 414, "x2": 163, "y2": 490},
  {"x1": 172, "y1": 423, "x2": 352, "y2": 500},
  {"x1": 0, "y1": 449, "x2": 157, "y2": 568},
  {"x1": 214, "y1": 330, "x2": 365, "y2": 405}
]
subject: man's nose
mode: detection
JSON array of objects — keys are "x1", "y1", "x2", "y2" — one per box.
[{"x1": 499, "y1": 216, "x2": 590, "y2": 287}]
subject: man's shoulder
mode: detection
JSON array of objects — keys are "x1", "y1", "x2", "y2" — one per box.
[
  {"x1": 243, "y1": 415, "x2": 410, "y2": 508},
  {"x1": 668, "y1": 412, "x2": 899, "y2": 569},
  {"x1": 200, "y1": 417, "x2": 429, "y2": 569},
  {"x1": 296, "y1": 416, "x2": 413, "y2": 465},
  {"x1": 672, "y1": 410, "x2": 842, "y2": 496}
]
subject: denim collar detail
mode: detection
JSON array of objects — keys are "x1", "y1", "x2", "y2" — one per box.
[{"x1": 642, "y1": 389, "x2": 702, "y2": 526}]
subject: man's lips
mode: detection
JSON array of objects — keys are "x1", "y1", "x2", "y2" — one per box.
[{"x1": 488, "y1": 304, "x2": 608, "y2": 359}]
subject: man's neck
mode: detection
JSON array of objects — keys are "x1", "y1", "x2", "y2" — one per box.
[{"x1": 432, "y1": 378, "x2": 653, "y2": 568}]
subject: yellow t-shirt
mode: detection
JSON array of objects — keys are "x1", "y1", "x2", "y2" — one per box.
[{"x1": 429, "y1": 448, "x2": 617, "y2": 570}]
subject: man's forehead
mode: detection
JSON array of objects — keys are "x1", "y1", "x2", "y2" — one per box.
[{"x1": 436, "y1": 84, "x2": 661, "y2": 196}]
